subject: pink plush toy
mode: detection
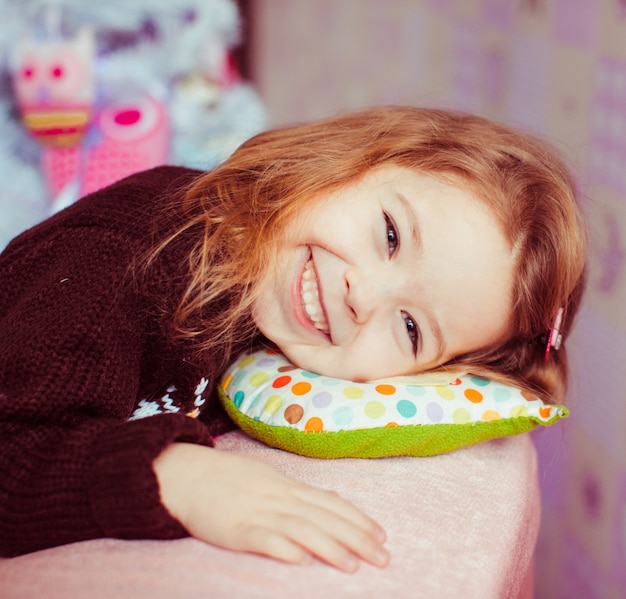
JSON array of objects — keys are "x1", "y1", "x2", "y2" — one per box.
[{"x1": 42, "y1": 95, "x2": 169, "y2": 203}]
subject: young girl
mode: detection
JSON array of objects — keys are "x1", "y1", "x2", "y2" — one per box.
[{"x1": 0, "y1": 106, "x2": 586, "y2": 571}]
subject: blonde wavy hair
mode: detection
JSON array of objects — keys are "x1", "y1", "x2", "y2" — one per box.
[{"x1": 145, "y1": 106, "x2": 587, "y2": 404}]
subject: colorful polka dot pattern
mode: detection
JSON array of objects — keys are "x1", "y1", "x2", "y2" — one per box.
[{"x1": 219, "y1": 349, "x2": 566, "y2": 433}]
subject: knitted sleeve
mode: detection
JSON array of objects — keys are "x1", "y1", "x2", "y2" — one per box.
[{"x1": 0, "y1": 224, "x2": 213, "y2": 557}]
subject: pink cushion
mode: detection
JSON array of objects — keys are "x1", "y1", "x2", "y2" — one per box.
[{"x1": 0, "y1": 431, "x2": 539, "y2": 598}]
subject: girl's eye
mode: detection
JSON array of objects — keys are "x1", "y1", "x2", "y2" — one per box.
[
  {"x1": 402, "y1": 311, "x2": 419, "y2": 355},
  {"x1": 384, "y1": 213, "x2": 399, "y2": 257}
]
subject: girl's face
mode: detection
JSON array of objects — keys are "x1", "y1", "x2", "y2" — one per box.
[{"x1": 252, "y1": 165, "x2": 516, "y2": 381}]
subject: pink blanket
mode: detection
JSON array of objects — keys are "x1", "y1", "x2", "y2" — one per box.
[{"x1": 0, "y1": 431, "x2": 539, "y2": 598}]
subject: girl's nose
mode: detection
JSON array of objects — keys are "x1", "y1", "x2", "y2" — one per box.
[{"x1": 344, "y1": 267, "x2": 385, "y2": 324}]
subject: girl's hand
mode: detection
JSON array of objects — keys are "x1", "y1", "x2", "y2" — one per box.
[{"x1": 153, "y1": 442, "x2": 389, "y2": 572}]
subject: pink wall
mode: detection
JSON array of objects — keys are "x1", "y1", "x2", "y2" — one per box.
[{"x1": 251, "y1": 1, "x2": 626, "y2": 596}]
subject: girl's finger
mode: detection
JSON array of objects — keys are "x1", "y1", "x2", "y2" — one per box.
[
  {"x1": 260, "y1": 513, "x2": 361, "y2": 572},
  {"x1": 252, "y1": 495, "x2": 390, "y2": 570},
  {"x1": 290, "y1": 483, "x2": 387, "y2": 543},
  {"x1": 239, "y1": 524, "x2": 314, "y2": 566}
]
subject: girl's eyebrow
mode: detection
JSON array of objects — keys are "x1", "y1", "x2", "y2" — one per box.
[
  {"x1": 396, "y1": 192, "x2": 446, "y2": 363},
  {"x1": 396, "y1": 192, "x2": 422, "y2": 254}
]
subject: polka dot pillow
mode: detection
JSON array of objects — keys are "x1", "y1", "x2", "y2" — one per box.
[{"x1": 217, "y1": 348, "x2": 568, "y2": 458}]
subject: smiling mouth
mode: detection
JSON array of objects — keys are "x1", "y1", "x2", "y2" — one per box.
[{"x1": 301, "y1": 256, "x2": 330, "y2": 334}]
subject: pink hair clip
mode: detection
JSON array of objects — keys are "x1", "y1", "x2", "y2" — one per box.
[{"x1": 544, "y1": 307, "x2": 564, "y2": 362}]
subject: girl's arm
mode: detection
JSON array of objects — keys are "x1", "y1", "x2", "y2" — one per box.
[
  {"x1": 154, "y1": 443, "x2": 389, "y2": 572},
  {"x1": 0, "y1": 415, "x2": 211, "y2": 556},
  {"x1": 0, "y1": 225, "x2": 208, "y2": 556}
]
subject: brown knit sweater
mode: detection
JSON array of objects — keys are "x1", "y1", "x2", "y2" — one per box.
[{"x1": 0, "y1": 166, "x2": 243, "y2": 557}]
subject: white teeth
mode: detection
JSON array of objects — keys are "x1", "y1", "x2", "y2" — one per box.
[{"x1": 301, "y1": 258, "x2": 329, "y2": 334}]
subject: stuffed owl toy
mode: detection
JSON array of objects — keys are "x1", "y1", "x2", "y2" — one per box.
[{"x1": 12, "y1": 26, "x2": 96, "y2": 148}]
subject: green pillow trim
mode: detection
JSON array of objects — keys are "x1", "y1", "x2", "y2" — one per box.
[
  {"x1": 217, "y1": 349, "x2": 569, "y2": 458},
  {"x1": 218, "y1": 386, "x2": 568, "y2": 458}
]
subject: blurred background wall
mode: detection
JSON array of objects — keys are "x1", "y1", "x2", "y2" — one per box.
[{"x1": 249, "y1": 2, "x2": 625, "y2": 597}]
